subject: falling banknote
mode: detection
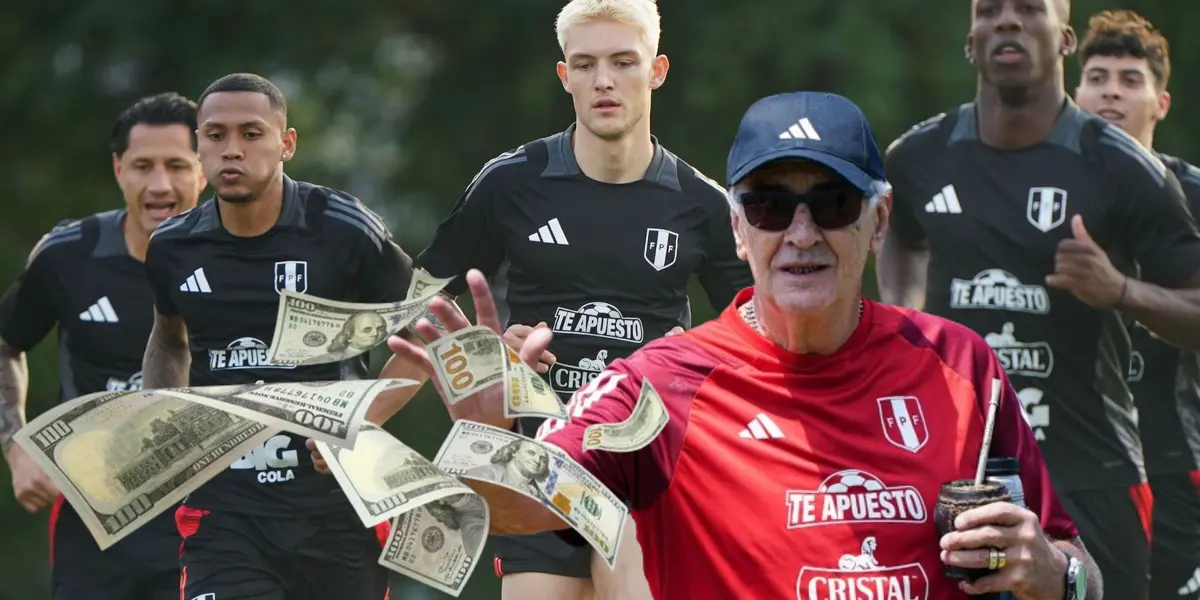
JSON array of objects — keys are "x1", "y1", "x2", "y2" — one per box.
[
  {"x1": 433, "y1": 420, "x2": 628, "y2": 568},
  {"x1": 156, "y1": 379, "x2": 419, "y2": 448},
  {"x1": 377, "y1": 492, "x2": 489, "y2": 597},
  {"x1": 264, "y1": 270, "x2": 454, "y2": 367},
  {"x1": 427, "y1": 325, "x2": 567, "y2": 420},
  {"x1": 13, "y1": 391, "x2": 276, "y2": 550},
  {"x1": 583, "y1": 378, "x2": 669, "y2": 453}
]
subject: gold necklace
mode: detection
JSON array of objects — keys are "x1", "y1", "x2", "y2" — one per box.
[{"x1": 740, "y1": 299, "x2": 864, "y2": 336}]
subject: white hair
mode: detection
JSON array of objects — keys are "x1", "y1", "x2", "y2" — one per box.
[{"x1": 555, "y1": 0, "x2": 662, "y2": 55}]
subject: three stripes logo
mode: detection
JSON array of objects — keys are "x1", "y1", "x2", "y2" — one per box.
[
  {"x1": 1178, "y1": 567, "x2": 1200, "y2": 597},
  {"x1": 778, "y1": 118, "x2": 821, "y2": 141},
  {"x1": 924, "y1": 185, "x2": 962, "y2": 214},
  {"x1": 79, "y1": 296, "x2": 119, "y2": 323},
  {"x1": 180, "y1": 268, "x2": 213, "y2": 293},
  {"x1": 738, "y1": 412, "x2": 785, "y2": 440},
  {"x1": 528, "y1": 218, "x2": 569, "y2": 245}
]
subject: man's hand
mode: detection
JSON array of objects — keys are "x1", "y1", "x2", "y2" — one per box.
[
  {"x1": 939, "y1": 501, "x2": 1068, "y2": 599},
  {"x1": 1045, "y1": 215, "x2": 1126, "y2": 308},
  {"x1": 504, "y1": 322, "x2": 556, "y2": 374},
  {"x1": 388, "y1": 269, "x2": 552, "y2": 430},
  {"x1": 306, "y1": 439, "x2": 330, "y2": 474},
  {"x1": 5, "y1": 443, "x2": 59, "y2": 513}
]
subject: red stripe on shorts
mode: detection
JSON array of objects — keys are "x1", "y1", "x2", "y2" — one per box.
[
  {"x1": 48, "y1": 495, "x2": 64, "y2": 568},
  {"x1": 1128, "y1": 481, "x2": 1154, "y2": 543}
]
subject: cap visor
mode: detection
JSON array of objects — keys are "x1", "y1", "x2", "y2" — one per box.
[{"x1": 730, "y1": 148, "x2": 874, "y2": 192}]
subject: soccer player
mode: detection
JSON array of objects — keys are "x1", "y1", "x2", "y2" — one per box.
[
  {"x1": 141, "y1": 73, "x2": 417, "y2": 600},
  {"x1": 879, "y1": 0, "x2": 1200, "y2": 597},
  {"x1": 407, "y1": 1, "x2": 752, "y2": 597},
  {"x1": 390, "y1": 91, "x2": 1101, "y2": 600},
  {"x1": 0, "y1": 92, "x2": 205, "y2": 599},
  {"x1": 1073, "y1": 10, "x2": 1200, "y2": 599}
]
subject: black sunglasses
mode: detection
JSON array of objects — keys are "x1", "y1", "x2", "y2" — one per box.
[{"x1": 735, "y1": 182, "x2": 866, "y2": 231}]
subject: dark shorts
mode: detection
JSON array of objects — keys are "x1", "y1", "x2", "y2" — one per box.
[
  {"x1": 50, "y1": 496, "x2": 181, "y2": 600},
  {"x1": 493, "y1": 531, "x2": 593, "y2": 579},
  {"x1": 1148, "y1": 470, "x2": 1200, "y2": 600},
  {"x1": 177, "y1": 505, "x2": 391, "y2": 600},
  {"x1": 1060, "y1": 482, "x2": 1153, "y2": 600}
]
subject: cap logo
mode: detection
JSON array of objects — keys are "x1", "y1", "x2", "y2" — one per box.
[{"x1": 778, "y1": 118, "x2": 821, "y2": 141}]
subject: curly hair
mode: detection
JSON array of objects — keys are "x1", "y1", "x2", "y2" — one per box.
[{"x1": 1079, "y1": 9, "x2": 1171, "y2": 89}]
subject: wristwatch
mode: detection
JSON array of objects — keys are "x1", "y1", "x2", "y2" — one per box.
[{"x1": 1063, "y1": 553, "x2": 1086, "y2": 600}]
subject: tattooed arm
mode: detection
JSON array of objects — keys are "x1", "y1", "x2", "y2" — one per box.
[
  {"x1": 0, "y1": 337, "x2": 28, "y2": 455},
  {"x1": 141, "y1": 309, "x2": 190, "y2": 389}
]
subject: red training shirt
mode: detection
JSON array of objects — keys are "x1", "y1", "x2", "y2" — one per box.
[{"x1": 536, "y1": 287, "x2": 1077, "y2": 600}]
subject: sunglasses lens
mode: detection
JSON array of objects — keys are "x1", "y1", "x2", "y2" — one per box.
[
  {"x1": 739, "y1": 187, "x2": 864, "y2": 231},
  {"x1": 740, "y1": 192, "x2": 797, "y2": 232},
  {"x1": 808, "y1": 188, "x2": 864, "y2": 229}
]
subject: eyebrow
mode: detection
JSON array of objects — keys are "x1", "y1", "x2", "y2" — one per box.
[
  {"x1": 200, "y1": 118, "x2": 271, "y2": 129},
  {"x1": 567, "y1": 49, "x2": 640, "y2": 61}
]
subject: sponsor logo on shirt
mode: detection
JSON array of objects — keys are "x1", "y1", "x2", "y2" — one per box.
[
  {"x1": 229, "y1": 434, "x2": 299, "y2": 483},
  {"x1": 1017, "y1": 387, "x2": 1049, "y2": 442},
  {"x1": 985, "y1": 322, "x2": 1054, "y2": 378},
  {"x1": 950, "y1": 269, "x2": 1050, "y2": 314},
  {"x1": 1128, "y1": 351, "x2": 1145, "y2": 383},
  {"x1": 877, "y1": 396, "x2": 928, "y2": 454},
  {"x1": 548, "y1": 350, "x2": 610, "y2": 395},
  {"x1": 552, "y1": 302, "x2": 643, "y2": 344},
  {"x1": 796, "y1": 537, "x2": 929, "y2": 600},
  {"x1": 786, "y1": 469, "x2": 926, "y2": 528},
  {"x1": 105, "y1": 371, "x2": 143, "y2": 392},
  {"x1": 208, "y1": 337, "x2": 295, "y2": 371}
]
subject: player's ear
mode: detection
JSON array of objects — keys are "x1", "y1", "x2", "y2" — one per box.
[
  {"x1": 729, "y1": 205, "x2": 749, "y2": 261},
  {"x1": 111, "y1": 152, "x2": 122, "y2": 180},
  {"x1": 963, "y1": 33, "x2": 975, "y2": 64},
  {"x1": 556, "y1": 61, "x2": 570, "y2": 92},
  {"x1": 869, "y1": 189, "x2": 892, "y2": 255},
  {"x1": 1156, "y1": 89, "x2": 1172, "y2": 122},
  {"x1": 1061, "y1": 25, "x2": 1077, "y2": 57},
  {"x1": 649, "y1": 54, "x2": 669, "y2": 90},
  {"x1": 281, "y1": 128, "x2": 297, "y2": 163}
]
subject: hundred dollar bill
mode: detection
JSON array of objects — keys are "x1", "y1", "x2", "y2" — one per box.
[
  {"x1": 317, "y1": 423, "x2": 475, "y2": 527},
  {"x1": 13, "y1": 390, "x2": 276, "y2": 550},
  {"x1": 428, "y1": 325, "x2": 566, "y2": 420},
  {"x1": 433, "y1": 420, "x2": 628, "y2": 567},
  {"x1": 583, "y1": 378, "x2": 668, "y2": 453},
  {"x1": 264, "y1": 275, "x2": 452, "y2": 367},
  {"x1": 407, "y1": 268, "x2": 457, "y2": 334},
  {"x1": 378, "y1": 492, "x2": 489, "y2": 597},
  {"x1": 157, "y1": 379, "x2": 418, "y2": 448}
]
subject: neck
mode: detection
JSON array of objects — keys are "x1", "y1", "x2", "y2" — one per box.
[
  {"x1": 1137, "y1": 127, "x2": 1156, "y2": 150},
  {"x1": 976, "y1": 75, "x2": 1067, "y2": 149},
  {"x1": 572, "y1": 120, "x2": 655, "y2": 184},
  {"x1": 219, "y1": 175, "x2": 284, "y2": 237},
  {"x1": 752, "y1": 295, "x2": 863, "y2": 356},
  {"x1": 122, "y1": 215, "x2": 150, "y2": 263}
]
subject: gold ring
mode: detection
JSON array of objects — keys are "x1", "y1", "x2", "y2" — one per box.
[
  {"x1": 996, "y1": 549, "x2": 1007, "y2": 569},
  {"x1": 988, "y1": 548, "x2": 999, "y2": 570}
]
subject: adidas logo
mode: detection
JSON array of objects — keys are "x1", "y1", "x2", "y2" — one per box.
[
  {"x1": 79, "y1": 297, "x2": 119, "y2": 323},
  {"x1": 778, "y1": 118, "x2": 821, "y2": 141},
  {"x1": 924, "y1": 185, "x2": 962, "y2": 214},
  {"x1": 528, "y1": 218, "x2": 569, "y2": 245},
  {"x1": 1178, "y1": 567, "x2": 1200, "y2": 596},
  {"x1": 738, "y1": 412, "x2": 785, "y2": 440},
  {"x1": 180, "y1": 268, "x2": 213, "y2": 293}
]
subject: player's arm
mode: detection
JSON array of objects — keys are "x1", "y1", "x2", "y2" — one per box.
[
  {"x1": 949, "y1": 339, "x2": 1101, "y2": 597},
  {"x1": 141, "y1": 238, "x2": 190, "y2": 388},
  {"x1": 696, "y1": 190, "x2": 754, "y2": 309},
  {"x1": 1104, "y1": 152, "x2": 1200, "y2": 349},
  {"x1": 0, "y1": 237, "x2": 68, "y2": 512},
  {"x1": 877, "y1": 143, "x2": 930, "y2": 309}
]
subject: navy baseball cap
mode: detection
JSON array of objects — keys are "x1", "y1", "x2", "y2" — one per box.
[{"x1": 726, "y1": 92, "x2": 886, "y2": 193}]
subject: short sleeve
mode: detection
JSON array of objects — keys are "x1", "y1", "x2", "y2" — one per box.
[
  {"x1": 357, "y1": 238, "x2": 414, "y2": 304},
  {"x1": 144, "y1": 236, "x2": 180, "y2": 317},
  {"x1": 697, "y1": 198, "x2": 753, "y2": 309},
  {"x1": 414, "y1": 156, "x2": 515, "y2": 297},
  {"x1": 883, "y1": 139, "x2": 929, "y2": 249},
  {"x1": 1108, "y1": 135, "x2": 1200, "y2": 287},
  {"x1": 0, "y1": 242, "x2": 61, "y2": 351},
  {"x1": 979, "y1": 341, "x2": 1079, "y2": 540}
]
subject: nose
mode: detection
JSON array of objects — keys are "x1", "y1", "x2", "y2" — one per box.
[
  {"x1": 592, "y1": 64, "x2": 615, "y2": 92},
  {"x1": 146, "y1": 165, "x2": 172, "y2": 194},
  {"x1": 1101, "y1": 79, "x2": 1123, "y2": 100},
  {"x1": 782, "y1": 203, "x2": 823, "y2": 250},
  {"x1": 221, "y1": 138, "x2": 244, "y2": 161},
  {"x1": 995, "y1": 2, "x2": 1022, "y2": 32}
]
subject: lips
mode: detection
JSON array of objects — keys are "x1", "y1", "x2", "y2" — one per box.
[
  {"x1": 991, "y1": 41, "x2": 1028, "y2": 57},
  {"x1": 778, "y1": 263, "x2": 831, "y2": 276},
  {"x1": 143, "y1": 198, "x2": 178, "y2": 221},
  {"x1": 1097, "y1": 109, "x2": 1124, "y2": 121},
  {"x1": 593, "y1": 98, "x2": 620, "y2": 109}
]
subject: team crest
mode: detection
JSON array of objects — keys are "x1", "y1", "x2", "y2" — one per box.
[
  {"x1": 1026, "y1": 187, "x2": 1068, "y2": 233},
  {"x1": 274, "y1": 261, "x2": 308, "y2": 294},
  {"x1": 877, "y1": 396, "x2": 928, "y2": 453},
  {"x1": 644, "y1": 228, "x2": 679, "y2": 271}
]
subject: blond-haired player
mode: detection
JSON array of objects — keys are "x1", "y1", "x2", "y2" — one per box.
[{"x1": 407, "y1": 0, "x2": 752, "y2": 598}]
